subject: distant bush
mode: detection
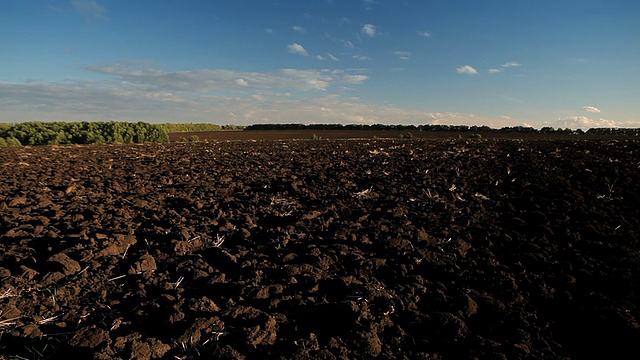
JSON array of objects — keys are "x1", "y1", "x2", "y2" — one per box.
[
  {"x1": 0, "y1": 137, "x2": 22, "y2": 147},
  {"x1": 221, "y1": 124, "x2": 245, "y2": 130},
  {"x1": 159, "y1": 123, "x2": 223, "y2": 133},
  {"x1": 188, "y1": 135, "x2": 200, "y2": 142},
  {"x1": 0, "y1": 121, "x2": 168, "y2": 146}
]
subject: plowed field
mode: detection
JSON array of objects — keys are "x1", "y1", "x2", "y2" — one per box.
[{"x1": 1, "y1": 138, "x2": 639, "y2": 359}]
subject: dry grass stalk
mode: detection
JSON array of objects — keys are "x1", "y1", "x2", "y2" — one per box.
[
  {"x1": 0, "y1": 288, "x2": 17, "y2": 299},
  {"x1": 174, "y1": 276, "x2": 185, "y2": 290},
  {"x1": 353, "y1": 187, "x2": 373, "y2": 199},
  {"x1": 212, "y1": 234, "x2": 225, "y2": 248},
  {"x1": 108, "y1": 274, "x2": 128, "y2": 282},
  {"x1": 0, "y1": 316, "x2": 21, "y2": 328},
  {"x1": 38, "y1": 313, "x2": 64, "y2": 325}
]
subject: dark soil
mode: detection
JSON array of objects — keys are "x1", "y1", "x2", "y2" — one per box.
[
  {"x1": 167, "y1": 129, "x2": 593, "y2": 142},
  {"x1": 1, "y1": 138, "x2": 639, "y2": 359}
]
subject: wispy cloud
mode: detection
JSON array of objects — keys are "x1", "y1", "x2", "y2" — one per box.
[
  {"x1": 362, "y1": 24, "x2": 376, "y2": 37},
  {"x1": 488, "y1": 68, "x2": 502, "y2": 73},
  {"x1": 328, "y1": 53, "x2": 339, "y2": 61},
  {"x1": 501, "y1": 61, "x2": 522, "y2": 68},
  {"x1": 71, "y1": 0, "x2": 108, "y2": 21},
  {"x1": 583, "y1": 105, "x2": 601, "y2": 113},
  {"x1": 265, "y1": 28, "x2": 274, "y2": 34},
  {"x1": 363, "y1": 0, "x2": 376, "y2": 10},
  {"x1": 288, "y1": 43, "x2": 309, "y2": 57},
  {"x1": 353, "y1": 55, "x2": 372, "y2": 61},
  {"x1": 1, "y1": 80, "x2": 505, "y2": 126},
  {"x1": 293, "y1": 26, "x2": 306, "y2": 34},
  {"x1": 456, "y1": 65, "x2": 478, "y2": 75},
  {"x1": 85, "y1": 64, "x2": 368, "y2": 92},
  {"x1": 502, "y1": 95, "x2": 525, "y2": 104},
  {"x1": 417, "y1": 31, "x2": 431, "y2": 38},
  {"x1": 341, "y1": 75, "x2": 369, "y2": 84},
  {"x1": 393, "y1": 51, "x2": 411, "y2": 60}
]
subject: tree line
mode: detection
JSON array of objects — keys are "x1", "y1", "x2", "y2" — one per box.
[
  {"x1": 245, "y1": 123, "x2": 640, "y2": 136},
  {"x1": 0, "y1": 121, "x2": 169, "y2": 146},
  {"x1": 158, "y1": 123, "x2": 246, "y2": 133}
]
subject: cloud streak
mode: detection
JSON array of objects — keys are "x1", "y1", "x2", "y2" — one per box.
[
  {"x1": 86, "y1": 65, "x2": 368, "y2": 92},
  {"x1": 393, "y1": 51, "x2": 411, "y2": 60},
  {"x1": 71, "y1": 0, "x2": 108, "y2": 21},
  {"x1": 501, "y1": 61, "x2": 522, "y2": 67}
]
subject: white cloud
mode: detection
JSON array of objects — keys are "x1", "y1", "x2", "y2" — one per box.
[
  {"x1": 501, "y1": 61, "x2": 522, "y2": 67},
  {"x1": 393, "y1": 51, "x2": 411, "y2": 60},
  {"x1": 553, "y1": 116, "x2": 618, "y2": 129},
  {"x1": 328, "y1": 53, "x2": 339, "y2": 61},
  {"x1": 287, "y1": 43, "x2": 309, "y2": 57},
  {"x1": 341, "y1": 75, "x2": 369, "y2": 84},
  {"x1": 417, "y1": 31, "x2": 431, "y2": 38},
  {"x1": 71, "y1": 0, "x2": 108, "y2": 21},
  {"x1": 353, "y1": 55, "x2": 372, "y2": 61},
  {"x1": 293, "y1": 26, "x2": 306, "y2": 34},
  {"x1": 488, "y1": 68, "x2": 502, "y2": 73},
  {"x1": 315, "y1": 55, "x2": 326, "y2": 61},
  {"x1": 362, "y1": 24, "x2": 376, "y2": 37},
  {"x1": 456, "y1": 65, "x2": 478, "y2": 75},
  {"x1": 265, "y1": 28, "x2": 274, "y2": 34},
  {"x1": 583, "y1": 105, "x2": 601, "y2": 113}
]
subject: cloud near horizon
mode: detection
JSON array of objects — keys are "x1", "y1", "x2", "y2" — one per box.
[
  {"x1": 4, "y1": 77, "x2": 632, "y2": 130},
  {"x1": 551, "y1": 115, "x2": 617, "y2": 129},
  {"x1": 0, "y1": 78, "x2": 510, "y2": 127},
  {"x1": 583, "y1": 105, "x2": 602, "y2": 113}
]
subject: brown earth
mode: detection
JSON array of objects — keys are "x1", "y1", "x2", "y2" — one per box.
[
  {"x1": 167, "y1": 129, "x2": 593, "y2": 142},
  {"x1": 1, "y1": 138, "x2": 639, "y2": 359}
]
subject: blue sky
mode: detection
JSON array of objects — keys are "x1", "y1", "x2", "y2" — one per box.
[{"x1": 1, "y1": 0, "x2": 638, "y2": 128}]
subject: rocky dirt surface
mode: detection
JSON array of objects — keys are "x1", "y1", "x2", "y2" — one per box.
[{"x1": 1, "y1": 138, "x2": 639, "y2": 359}]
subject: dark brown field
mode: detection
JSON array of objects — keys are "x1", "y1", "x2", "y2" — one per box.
[
  {"x1": 167, "y1": 129, "x2": 586, "y2": 142},
  {"x1": 1, "y1": 137, "x2": 639, "y2": 359}
]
